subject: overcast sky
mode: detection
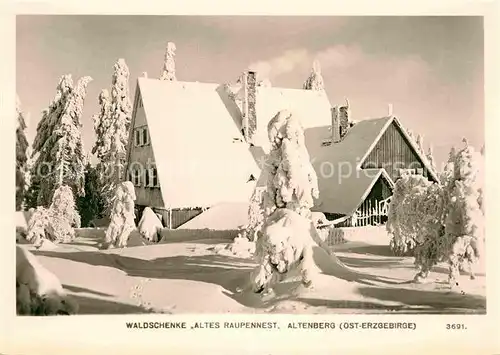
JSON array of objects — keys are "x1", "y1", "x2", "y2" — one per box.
[{"x1": 16, "y1": 15, "x2": 484, "y2": 167}]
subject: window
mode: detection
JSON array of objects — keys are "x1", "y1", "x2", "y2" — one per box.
[
  {"x1": 135, "y1": 129, "x2": 142, "y2": 147},
  {"x1": 134, "y1": 126, "x2": 150, "y2": 147},
  {"x1": 138, "y1": 98, "x2": 143, "y2": 108},
  {"x1": 142, "y1": 128, "x2": 149, "y2": 145},
  {"x1": 144, "y1": 169, "x2": 149, "y2": 187},
  {"x1": 133, "y1": 168, "x2": 141, "y2": 186},
  {"x1": 152, "y1": 168, "x2": 158, "y2": 187}
]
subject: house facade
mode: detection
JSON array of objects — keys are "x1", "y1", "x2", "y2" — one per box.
[{"x1": 125, "y1": 70, "x2": 438, "y2": 228}]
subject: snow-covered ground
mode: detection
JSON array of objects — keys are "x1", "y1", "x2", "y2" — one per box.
[{"x1": 17, "y1": 227, "x2": 486, "y2": 315}]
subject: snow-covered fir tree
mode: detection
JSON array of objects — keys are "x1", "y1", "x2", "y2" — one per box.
[
  {"x1": 16, "y1": 95, "x2": 29, "y2": 210},
  {"x1": 248, "y1": 110, "x2": 333, "y2": 293},
  {"x1": 31, "y1": 75, "x2": 92, "y2": 207},
  {"x1": 26, "y1": 185, "x2": 80, "y2": 245},
  {"x1": 104, "y1": 181, "x2": 136, "y2": 248},
  {"x1": 160, "y1": 42, "x2": 177, "y2": 81},
  {"x1": 92, "y1": 89, "x2": 112, "y2": 161},
  {"x1": 387, "y1": 140, "x2": 484, "y2": 286},
  {"x1": 302, "y1": 60, "x2": 324, "y2": 91},
  {"x1": 263, "y1": 110, "x2": 319, "y2": 217},
  {"x1": 23, "y1": 146, "x2": 34, "y2": 208},
  {"x1": 426, "y1": 145, "x2": 437, "y2": 172},
  {"x1": 94, "y1": 59, "x2": 132, "y2": 215},
  {"x1": 407, "y1": 129, "x2": 415, "y2": 142},
  {"x1": 48, "y1": 185, "x2": 81, "y2": 242},
  {"x1": 416, "y1": 134, "x2": 425, "y2": 154}
]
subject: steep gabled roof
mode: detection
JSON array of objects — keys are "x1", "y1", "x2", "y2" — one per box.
[
  {"x1": 311, "y1": 168, "x2": 393, "y2": 216},
  {"x1": 304, "y1": 116, "x2": 440, "y2": 183},
  {"x1": 136, "y1": 78, "x2": 260, "y2": 209},
  {"x1": 304, "y1": 116, "x2": 439, "y2": 214},
  {"x1": 305, "y1": 117, "x2": 392, "y2": 170}
]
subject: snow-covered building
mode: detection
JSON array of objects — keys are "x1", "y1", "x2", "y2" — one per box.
[
  {"x1": 125, "y1": 70, "x2": 438, "y2": 228},
  {"x1": 306, "y1": 116, "x2": 439, "y2": 225}
]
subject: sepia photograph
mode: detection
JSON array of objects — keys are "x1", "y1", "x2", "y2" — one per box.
[{"x1": 13, "y1": 14, "x2": 488, "y2": 318}]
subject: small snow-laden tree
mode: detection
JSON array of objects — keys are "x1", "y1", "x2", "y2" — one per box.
[
  {"x1": 25, "y1": 207, "x2": 51, "y2": 246},
  {"x1": 47, "y1": 185, "x2": 81, "y2": 243},
  {"x1": 104, "y1": 181, "x2": 136, "y2": 249},
  {"x1": 443, "y1": 142, "x2": 484, "y2": 284},
  {"x1": 387, "y1": 173, "x2": 446, "y2": 256},
  {"x1": 302, "y1": 60, "x2": 324, "y2": 91},
  {"x1": 426, "y1": 145, "x2": 437, "y2": 172},
  {"x1": 248, "y1": 110, "x2": 332, "y2": 294},
  {"x1": 25, "y1": 185, "x2": 80, "y2": 245},
  {"x1": 389, "y1": 142, "x2": 485, "y2": 285},
  {"x1": 138, "y1": 207, "x2": 163, "y2": 243},
  {"x1": 416, "y1": 134, "x2": 425, "y2": 154},
  {"x1": 16, "y1": 95, "x2": 30, "y2": 210},
  {"x1": 31, "y1": 75, "x2": 92, "y2": 207},
  {"x1": 160, "y1": 42, "x2": 177, "y2": 81}
]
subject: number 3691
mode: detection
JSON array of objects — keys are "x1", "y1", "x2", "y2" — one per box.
[{"x1": 446, "y1": 323, "x2": 466, "y2": 330}]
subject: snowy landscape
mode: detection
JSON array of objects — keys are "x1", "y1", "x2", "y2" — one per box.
[{"x1": 15, "y1": 16, "x2": 486, "y2": 316}]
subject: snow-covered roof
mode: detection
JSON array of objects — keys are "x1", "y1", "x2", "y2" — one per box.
[
  {"x1": 132, "y1": 76, "x2": 437, "y2": 214},
  {"x1": 305, "y1": 117, "x2": 392, "y2": 170},
  {"x1": 304, "y1": 115, "x2": 438, "y2": 214},
  {"x1": 254, "y1": 87, "x2": 332, "y2": 149},
  {"x1": 304, "y1": 116, "x2": 440, "y2": 182},
  {"x1": 137, "y1": 78, "x2": 260, "y2": 209},
  {"x1": 177, "y1": 202, "x2": 250, "y2": 230},
  {"x1": 311, "y1": 168, "x2": 393, "y2": 216}
]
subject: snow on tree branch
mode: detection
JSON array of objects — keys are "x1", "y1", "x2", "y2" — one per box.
[
  {"x1": 94, "y1": 59, "x2": 132, "y2": 216},
  {"x1": 160, "y1": 42, "x2": 177, "y2": 81},
  {"x1": 303, "y1": 60, "x2": 325, "y2": 91},
  {"x1": 30, "y1": 74, "x2": 92, "y2": 207},
  {"x1": 26, "y1": 185, "x2": 80, "y2": 245},
  {"x1": 16, "y1": 95, "x2": 30, "y2": 210},
  {"x1": 104, "y1": 181, "x2": 136, "y2": 248},
  {"x1": 387, "y1": 141, "x2": 484, "y2": 286}
]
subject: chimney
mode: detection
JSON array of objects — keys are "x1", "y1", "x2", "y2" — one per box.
[
  {"x1": 339, "y1": 98, "x2": 350, "y2": 138},
  {"x1": 331, "y1": 106, "x2": 341, "y2": 143},
  {"x1": 142, "y1": 72, "x2": 148, "y2": 78},
  {"x1": 242, "y1": 70, "x2": 257, "y2": 143},
  {"x1": 387, "y1": 103, "x2": 393, "y2": 116}
]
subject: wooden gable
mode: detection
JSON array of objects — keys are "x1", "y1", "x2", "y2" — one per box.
[{"x1": 361, "y1": 120, "x2": 436, "y2": 182}]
